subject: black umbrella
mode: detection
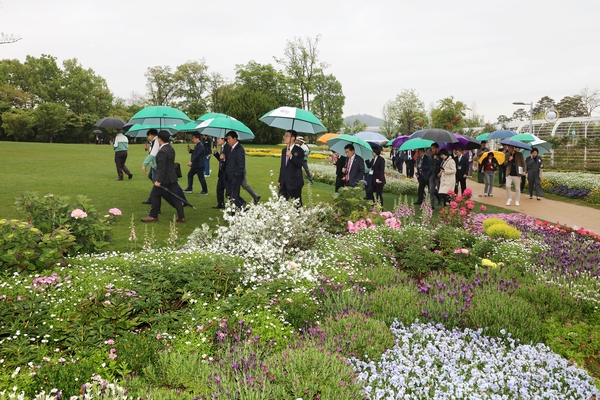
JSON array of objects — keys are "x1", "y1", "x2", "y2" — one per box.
[
  {"x1": 415, "y1": 129, "x2": 458, "y2": 143},
  {"x1": 94, "y1": 117, "x2": 125, "y2": 129},
  {"x1": 161, "y1": 186, "x2": 196, "y2": 209}
]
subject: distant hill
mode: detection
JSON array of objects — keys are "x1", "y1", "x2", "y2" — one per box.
[{"x1": 344, "y1": 114, "x2": 384, "y2": 127}]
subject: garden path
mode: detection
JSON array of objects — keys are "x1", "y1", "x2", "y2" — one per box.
[{"x1": 467, "y1": 179, "x2": 600, "y2": 234}]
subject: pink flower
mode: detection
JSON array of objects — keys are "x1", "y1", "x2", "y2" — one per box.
[
  {"x1": 480, "y1": 205, "x2": 487, "y2": 211},
  {"x1": 460, "y1": 209, "x2": 467, "y2": 216},
  {"x1": 447, "y1": 190, "x2": 455, "y2": 195},
  {"x1": 70, "y1": 209, "x2": 88, "y2": 219},
  {"x1": 467, "y1": 203, "x2": 474, "y2": 210},
  {"x1": 105, "y1": 339, "x2": 115, "y2": 345},
  {"x1": 450, "y1": 201, "x2": 458, "y2": 209},
  {"x1": 455, "y1": 196, "x2": 463, "y2": 202},
  {"x1": 463, "y1": 188, "x2": 473, "y2": 196},
  {"x1": 108, "y1": 208, "x2": 122, "y2": 216},
  {"x1": 108, "y1": 353, "x2": 117, "y2": 360},
  {"x1": 339, "y1": 381, "x2": 346, "y2": 386}
]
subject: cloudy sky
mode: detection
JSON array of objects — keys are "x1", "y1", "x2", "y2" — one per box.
[{"x1": 1, "y1": 0, "x2": 599, "y2": 123}]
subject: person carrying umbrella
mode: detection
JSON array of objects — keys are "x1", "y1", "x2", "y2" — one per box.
[
  {"x1": 437, "y1": 148, "x2": 456, "y2": 206},
  {"x1": 296, "y1": 136, "x2": 313, "y2": 184},
  {"x1": 110, "y1": 129, "x2": 133, "y2": 181},
  {"x1": 365, "y1": 145, "x2": 386, "y2": 206},
  {"x1": 503, "y1": 145, "x2": 527, "y2": 206},
  {"x1": 278, "y1": 130, "x2": 305, "y2": 206},
  {"x1": 224, "y1": 131, "x2": 247, "y2": 209},
  {"x1": 475, "y1": 141, "x2": 490, "y2": 184},
  {"x1": 342, "y1": 144, "x2": 365, "y2": 188},
  {"x1": 183, "y1": 133, "x2": 208, "y2": 195},
  {"x1": 141, "y1": 130, "x2": 186, "y2": 223},
  {"x1": 414, "y1": 148, "x2": 432, "y2": 205},
  {"x1": 525, "y1": 148, "x2": 544, "y2": 200},
  {"x1": 479, "y1": 152, "x2": 499, "y2": 197}
]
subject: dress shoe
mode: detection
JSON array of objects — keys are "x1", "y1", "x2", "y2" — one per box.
[
  {"x1": 141, "y1": 216, "x2": 158, "y2": 222},
  {"x1": 199, "y1": 191, "x2": 208, "y2": 195},
  {"x1": 146, "y1": 211, "x2": 161, "y2": 215},
  {"x1": 183, "y1": 189, "x2": 193, "y2": 193},
  {"x1": 128, "y1": 173, "x2": 133, "y2": 180},
  {"x1": 115, "y1": 178, "x2": 123, "y2": 181},
  {"x1": 142, "y1": 200, "x2": 151, "y2": 204},
  {"x1": 254, "y1": 196, "x2": 261, "y2": 205},
  {"x1": 176, "y1": 218, "x2": 186, "y2": 223},
  {"x1": 212, "y1": 204, "x2": 225, "y2": 209}
]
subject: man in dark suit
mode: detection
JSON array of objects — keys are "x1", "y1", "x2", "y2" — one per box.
[
  {"x1": 142, "y1": 130, "x2": 185, "y2": 223},
  {"x1": 334, "y1": 151, "x2": 347, "y2": 193},
  {"x1": 405, "y1": 150, "x2": 415, "y2": 178},
  {"x1": 224, "y1": 131, "x2": 246, "y2": 209},
  {"x1": 278, "y1": 129, "x2": 305, "y2": 206},
  {"x1": 414, "y1": 148, "x2": 431, "y2": 205},
  {"x1": 183, "y1": 133, "x2": 208, "y2": 195},
  {"x1": 454, "y1": 148, "x2": 470, "y2": 194},
  {"x1": 211, "y1": 137, "x2": 229, "y2": 209},
  {"x1": 365, "y1": 145, "x2": 386, "y2": 206},
  {"x1": 342, "y1": 144, "x2": 365, "y2": 187}
]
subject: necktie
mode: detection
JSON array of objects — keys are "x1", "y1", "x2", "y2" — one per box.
[
  {"x1": 285, "y1": 148, "x2": 289, "y2": 166},
  {"x1": 346, "y1": 157, "x2": 352, "y2": 182}
]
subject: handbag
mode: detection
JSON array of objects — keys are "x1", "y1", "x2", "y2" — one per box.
[{"x1": 173, "y1": 163, "x2": 182, "y2": 178}]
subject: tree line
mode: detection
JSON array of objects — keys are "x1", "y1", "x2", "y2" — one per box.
[{"x1": 0, "y1": 35, "x2": 345, "y2": 144}]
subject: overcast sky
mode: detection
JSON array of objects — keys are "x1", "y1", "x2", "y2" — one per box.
[{"x1": 2, "y1": 0, "x2": 599, "y2": 124}]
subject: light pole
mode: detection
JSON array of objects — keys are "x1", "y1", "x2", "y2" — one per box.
[{"x1": 513, "y1": 102, "x2": 534, "y2": 135}]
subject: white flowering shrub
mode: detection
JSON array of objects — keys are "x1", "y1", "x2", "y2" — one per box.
[
  {"x1": 543, "y1": 171, "x2": 600, "y2": 190},
  {"x1": 183, "y1": 185, "x2": 331, "y2": 284},
  {"x1": 351, "y1": 320, "x2": 600, "y2": 399}
]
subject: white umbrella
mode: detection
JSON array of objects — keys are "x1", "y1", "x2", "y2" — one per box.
[
  {"x1": 354, "y1": 131, "x2": 388, "y2": 142},
  {"x1": 521, "y1": 139, "x2": 552, "y2": 157}
]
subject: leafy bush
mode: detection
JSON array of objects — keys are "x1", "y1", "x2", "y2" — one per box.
[
  {"x1": 482, "y1": 217, "x2": 507, "y2": 230},
  {"x1": 14, "y1": 192, "x2": 115, "y2": 255},
  {"x1": 330, "y1": 184, "x2": 373, "y2": 224},
  {"x1": 0, "y1": 218, "x2": 74, "y2": 274},
  {"x1": 485, "y1": 223, "x2": 522, "y2": 240},
  {"x1": 585, "y1": 188, "x2": 600, "y2": 204},
  {"x1": 368, "y1": 284, "x2": 421, "y2": 327}
]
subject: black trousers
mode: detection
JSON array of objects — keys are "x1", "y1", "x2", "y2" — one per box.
[
  {"x1": 114, "y1": 151, "x2": 131, "y2": 179},
  {"x1": 498, "y1": 165, "x2": 506, "y2": 185},
  {"x1": 149, "y1": 182, "x2": 184, "y2": 219},
  {"x1": 366, "y1": 181, "x2": 384, "y2": 206},
  {"x1": 216, "y1": 173, "x2": 226, "y2": 206},
  {"x1": 406, "y1": 160, "x2": 415, "y2": 178},
  {"x1": 187, "y1": 166, "x2": 207, "y2": 192},
  {"x1": 279, "y1": 184, "x2": 302, "y2": 206},
  {"x1": 226, "y1": 174, "x2": 246, "y2": 208}
]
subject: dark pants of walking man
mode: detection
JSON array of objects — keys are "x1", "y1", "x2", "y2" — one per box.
[{"x1": 114, "y1": 151, "x2": 132, "y2": 180}]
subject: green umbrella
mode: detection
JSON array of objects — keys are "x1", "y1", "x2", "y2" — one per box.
[
  {"x1": 180, "y1": 113, "x2": 232, "y2": 133},
  {"x1": 326, "y1": 134, "x2": 374, "y2": 161},
  {"x1": 511, "y1": 133, "x2": 536, "y2": 143},
  {"x1": 476, "y1": 132, "x2": 490, "y2": 141},
  {"x1": 125, "y1": 124, "x2": 180, "y2": 138},
  {"x1": 197, "y1": 112, "x2": 229, "y2": 121},
  {"x1": 260, "y1": 106, "x2": 326, "y2": 134},
  {"x1": 399, "y1": 138, "x2": 434, "y2": 151},
  {"x1": 196, "y1": 117, "x2": 254, "y2": 141},
  {"x1": 129, "y1": 106, "x2": 192, "y2": 127}
]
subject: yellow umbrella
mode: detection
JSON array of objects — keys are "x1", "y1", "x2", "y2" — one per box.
[
  {"x1": 479, "y1": 151, "x2": 505, "y2": 165},
  {"x1": 317, "y1": 133, "x2": 340, "y2": 143}
]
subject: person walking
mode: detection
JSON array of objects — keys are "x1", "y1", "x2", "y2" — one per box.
[
  {"x1": 526, "y1": 148, "x2": 544, "y2": 200},
  {"x1": 454, "y1": 148, "x2": 469, "y2": 194},
  {"x1": 503, "y1": 145, "x2": 527, "y2": 206},
  {"x1": 224, "y1": 131, "x2": 247, "y2": 209},
  {"x1": 414, "y1": 148, "x2": 431, "y2": 205},
  {"x1": 333, "y1": 151, "x2": 347, "y2": 194},
  {"x1": 429, "y1": 143, "x2": 442, "y2": 208},
  {"x1": 183, "y1": 133, "x2": 208, "y2": 195},
  {"x1": 111, "y1": 129, "x2": 132, "y2": 181},
  {"x1": 498, "y1": 144, "x2": 509, "y2": 187},
  {"x1": 141, "y1": 130, "x2": 185, "y2": 223},
  {"x1": 297, "y1": 136, "x2": 313, "y2": 184},
  {"x1": 475, "y1": 141, "x2": 490, "y2": 184},
  {"x1": 278, "y1": 129, "x2": 305, "y2": 205},
  {"x1": 437, "y1": 148, "x2": 456, "y2": 206},
  {"x1": 342, "y1": 144, "x2": 365, "y2": 188},
  {"x1": 211, "y1": 137, "x2": 229, "y2": 209},
  {"x1": 365, "y1": 146, "x2": 386, "y2": 206},
  {"x1": 479, "y1": 152, "x2": 499, "y2": 197},
  {"x1": 202, "y1": 134, "x2": 212, "y2": 177},
  {"x1": 141, "y1": 129, "x2": 159, "y2": 204}
]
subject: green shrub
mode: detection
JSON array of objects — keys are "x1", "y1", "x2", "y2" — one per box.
[
  {"x1": 277, "y1": 290, "x2": 319, "y2": 330},
  {"x1": 368, "y1": 284, "x2": 421, "y2": 327},
  {"x1": 0, "y1": 218, "x2": 74, "y2": 274},
  {"x1": 398, "y1": 243, "x2": 443, "y2": 276},
  {"x1": 318, "y1": 311, "x2": 396, "y2": 362},
  {"x1": 330, "y1": 184, "x2": 373, "y2": 223},
  {"x1": 462, "y1": 289, "x2": 544, "y2": 344},
  {"x1": 585, "y1": 188, "x2": 600, "y2": 204},
  {"x1": 14, "y1": 192, "x2": 114, "y2": 255},
  {"x1": 485, "y1": 223, "x2": 522, "y2": 240},
  {"x1": 514, "y1": 282, "x2": 583, "y2": 324},
  {"x1": 482, "y1": 217, "x2": 507, "y2": 230}
]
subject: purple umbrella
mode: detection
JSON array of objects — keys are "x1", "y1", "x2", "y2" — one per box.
[
  {"x1": 439, "y1": 134, "x2": 480, "y2": 150},
  {"x1": 392, "y1": 135, "x2": 411, "y2": 148}
]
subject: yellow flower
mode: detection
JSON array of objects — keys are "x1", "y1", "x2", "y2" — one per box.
[{"x1": 481, "y1": 258, "x2": 498, "y2": 268}]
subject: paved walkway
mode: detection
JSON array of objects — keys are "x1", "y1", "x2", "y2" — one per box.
[{"x1": 466, "y1": 178, "x2": 600, "y2": 234}]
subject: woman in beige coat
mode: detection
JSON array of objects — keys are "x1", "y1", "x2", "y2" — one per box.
[{"x1": 437, "y1": 148, "x2": 456, "y2": 206}]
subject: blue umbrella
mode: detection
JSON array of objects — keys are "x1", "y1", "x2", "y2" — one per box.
[
  {"x1": 354, "y1": 131, "x2": 388, "y2": 142},
  {"x1": 500, "y1": 139, "x2": 532, "y2": 151},
  {"x1": 487, "y1": 130, "x2": 517, "y2": 140},
  {"x1": 409, "y1": 129, "x2": 425, "y2": 139}
]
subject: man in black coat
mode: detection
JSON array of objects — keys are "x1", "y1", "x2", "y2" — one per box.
[
  {"x1": 342, "y1": 144, "x2": 365, "y2": 188},
  {"x1": 142, "y1": 130, "x2": 185, "y2": 223},
  {"x1": 224, "y1": 131, "x2": 246, "y2": 209},
  {"x1": 454, "y1": 148, "x2": 470, "y2": 194},
  {"x1": 414, "y1": 148, "x2": 431, "y2": 205},
  {"x1": 183, "y1": 133, "x2": 208, "y2": 195},
  {"x1": 278, "y1": 129, "x2": 305, "y2": 205},
  {"x1": 365, "y1": 146, "x2": 386, "y2": 206},
  {"x1": 211, "y1": 137, "x2": 229, "y2": 209}
]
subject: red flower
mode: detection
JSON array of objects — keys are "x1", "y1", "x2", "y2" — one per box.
[{"x1": 417, "y1": 121, "x2": 423, "y2": 127}]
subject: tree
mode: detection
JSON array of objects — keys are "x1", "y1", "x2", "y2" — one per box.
[
  {"x1": 21, "y1": 55, "x2": 63, "y2": 107},
  {"x1": 532, "y1": 96, "x2": 556, "y2": 117},
  {"x1": 341, "y1": 119, "x2": 367, "y2": 134},
  {"x1": 511, "y1": 108, "x2": 529, "y2": 121},
  {"x1": 173, "y1": 60, "x2": 210, "y2": 119},
  {"x1": 1, "y1": 108, "x2": 33, "y2": 141},
  {"x1": 276, "y1": 35, "x2": 326, "y2": 111},
  {"x1": 34, "y1": 102, "x2": 68, "y2": 143},
  {"x1": 145, "y1": 66, "x2": 177, "y2": 105},
  {"x1": 61, "y1": 58, "x2": 113, "y2": 116},
  {"x1": 579, "y1": 87, "x2": 600, "y2": 116},
  {"x1": 310, "y1": 72, "x2": 345, "y2": 133},
  {"x1": 235, "y1": 61, "x2": 301, "y2": 107},
  {"x1": 430, "y1": 96, "x2": 468, "y2": 131},
  {"x1": 386, "y1": 89, "x2": 428, "y2": 136},
  {"x1": 380, "y1": 100, "x2": 401, "y2": 138},
  {"x1": 556, "y1": 95, "x2": 587, "y2": 118},
  {"x1": 207, "y1": 72, "x2": 227, "y2": 112},
  {"x1": 0, "y1": 84, "x2": 30, "y2": 108},
  {"x1": 0, "y1": 33, "x2": 21, "y2": 44},
  {"x1": 496, "y1": 115, "x2": 511, "y2": 129}
]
